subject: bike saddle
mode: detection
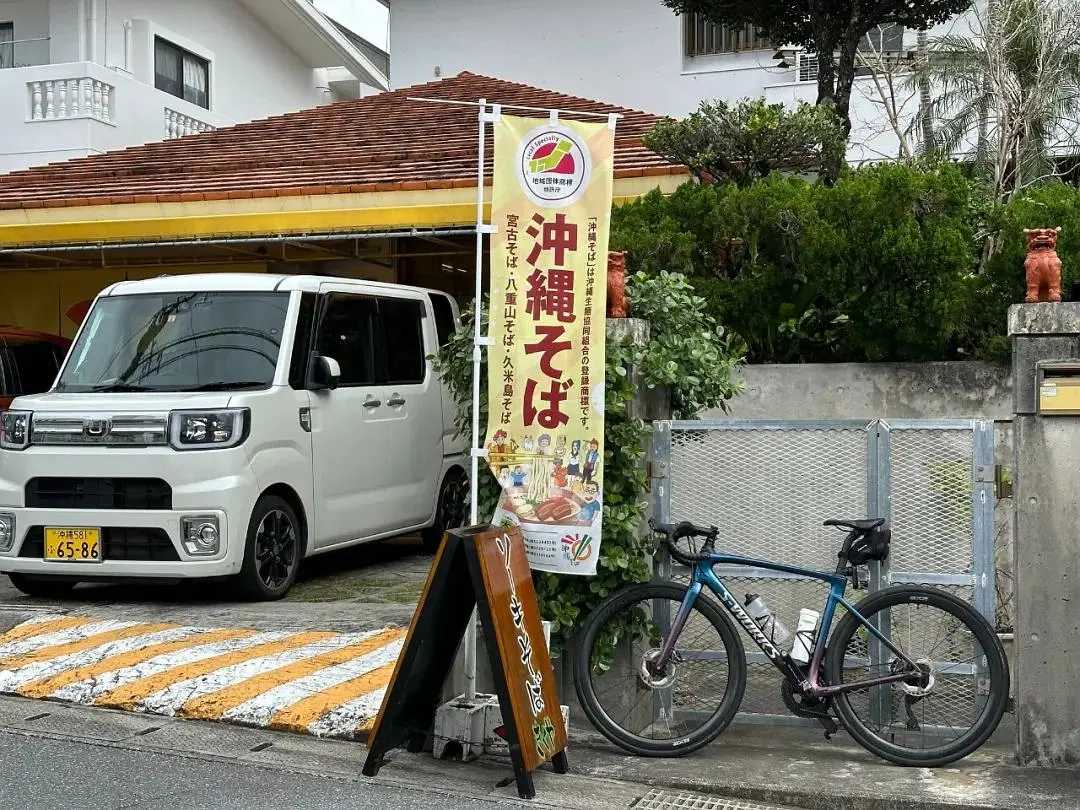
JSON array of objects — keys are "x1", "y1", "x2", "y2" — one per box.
[{"x1": 823, "y1": 518, "x2": 885, "y2": 532}]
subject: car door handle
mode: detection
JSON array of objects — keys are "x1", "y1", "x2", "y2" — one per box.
[
  {"x1": 362, "y1": 397, "x2": 381, "y2": 409},
  {"x1": 386, "y1": 395, "x2": 406, "y2": 407}
]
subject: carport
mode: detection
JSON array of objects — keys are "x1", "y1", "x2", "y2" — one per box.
[{"x1": 0, "y1": 71, "x2": 687, "y2": 338}]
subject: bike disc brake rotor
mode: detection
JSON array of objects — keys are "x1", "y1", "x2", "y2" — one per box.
[
  {"x1": 639, "y1": 648, "x2": 678, "y2": 689},
  {"x1": 898, "y1": 657, "x2": 936, "y2": 697}
]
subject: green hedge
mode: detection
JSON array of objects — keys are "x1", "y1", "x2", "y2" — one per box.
[{"x1": 612, "y1": 164, "x2": 1080, "y2": 363}]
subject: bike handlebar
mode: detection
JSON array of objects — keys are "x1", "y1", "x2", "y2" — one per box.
[{"x1": 648, "y1": 518, "x2": 718, "y2": 565}]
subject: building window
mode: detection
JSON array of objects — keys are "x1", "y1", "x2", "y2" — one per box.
[
  {"x1": 684, "y1": 14, "x2": 769, "y2": 57},
  {"x1": 0, "y1": 22, "x2": 14, "y2": 69},
  {"x1": 154, "y1": 36, "x2": 209, "y2": 109}
]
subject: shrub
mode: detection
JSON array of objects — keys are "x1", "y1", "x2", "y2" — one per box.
[{"x1": 612, "y1": 163, "x2": 983, "y2": 362}]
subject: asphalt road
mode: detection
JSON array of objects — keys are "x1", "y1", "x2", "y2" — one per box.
[{"x1": 0, "y1": 729, "x2": 531, "y2": 810}]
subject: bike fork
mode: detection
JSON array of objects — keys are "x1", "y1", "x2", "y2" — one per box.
[{"x1": 654, "y1": 581, "x2": 702, "y2": 670}]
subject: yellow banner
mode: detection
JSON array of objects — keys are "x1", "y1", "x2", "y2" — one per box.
[{"x1": 485, "y1": 114, "x2": 614, "y2": 576}]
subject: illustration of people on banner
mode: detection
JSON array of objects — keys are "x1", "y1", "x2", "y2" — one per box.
[{"x1": 484, "y1": 113, "x2": 615, "y2": 576}]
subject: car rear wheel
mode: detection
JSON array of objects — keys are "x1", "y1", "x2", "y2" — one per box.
[
  {"x1": 7, "y1": 573, "x2": 76, "y2": 599},
  {"x1": 237, "y1": 495, "x2": 302, "y2": 601}
]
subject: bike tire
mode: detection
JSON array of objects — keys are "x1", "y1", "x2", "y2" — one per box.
[
  {"x1": 825, "y1": 585, "x2": 1009, "y2": 767},
  {"x1": 573, "y1": 582, "x2": 746, "y2": 757}
]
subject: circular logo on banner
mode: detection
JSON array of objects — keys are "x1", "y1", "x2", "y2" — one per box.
[
  {"x1": 517, "y1": 124, "x2": 592, "y2": 208},
  {"x1": 561, "y1": 533, "x2": 594, "y2": 566}
]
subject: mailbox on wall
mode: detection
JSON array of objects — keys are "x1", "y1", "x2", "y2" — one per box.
[{"x1": 1037, "y1": 360, "x2": 1080, "y2": 414}]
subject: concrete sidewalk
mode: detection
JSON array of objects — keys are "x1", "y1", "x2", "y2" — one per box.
[
  {"x1": 564, "y1": 721, "x2": 1079, "y2": 810},
  {"x1": 0, "y1": 690, "x2": 1074, "y2": 810}
]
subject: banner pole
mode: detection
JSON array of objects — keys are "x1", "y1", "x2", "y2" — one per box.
[{"x1": 464, "y1": 97, "x2": 488, "y2": 701}]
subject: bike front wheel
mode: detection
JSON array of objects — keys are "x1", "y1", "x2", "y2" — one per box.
[
  {"x1": 825, "y1": 586, "x2": 1009, "y2": 767},
  {"x1": 573, "y1": 582, "x2": 746, "y2": 757}
]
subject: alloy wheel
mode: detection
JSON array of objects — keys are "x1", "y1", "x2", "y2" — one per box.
[
  {"x1": 254, "y1": 509, "x2": 297, "y2": 590},
  {"x1": 440, "y1": 474, "x2": 468, "y2": 530}
]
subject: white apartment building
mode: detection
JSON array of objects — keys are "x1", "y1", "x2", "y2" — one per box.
[
  {"x1": 389, "y1": 0, "x2": 978, "y2": 163},
  {"x1": 0, "y1": 0, "x2": 390, "y2": 172}
]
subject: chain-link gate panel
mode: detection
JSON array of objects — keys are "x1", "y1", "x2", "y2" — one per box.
[
  {"x1": 665, "y1": 422, "x2": 871, "y2": 571},
  {"x1": 654, "y1": 420, "x2": 874, "y2": 719},
  {"x1": 882, "y1": 421, "x2": 995, "y2": 620},
  {"x1": 650, "y1": 418, "x2": 995, "y2": 724}
]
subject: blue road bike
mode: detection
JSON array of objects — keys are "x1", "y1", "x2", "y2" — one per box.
[{"x1": 574, "y1": 518, "x2": 1009, "y2": 766}]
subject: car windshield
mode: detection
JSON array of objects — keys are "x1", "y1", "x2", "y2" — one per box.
[{"x1": 56, "y1": 291, "x2": 289, "y2": 393}]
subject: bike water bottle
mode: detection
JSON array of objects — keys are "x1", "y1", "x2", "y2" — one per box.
[
  {"x1": 744, "y1": 593, "x2": 791, "y2": 648},
  {"x1": 790, "y1": 608, "x2": 821, "y2": 664}
]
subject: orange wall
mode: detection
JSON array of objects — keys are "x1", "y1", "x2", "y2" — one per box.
[{"x1": 0, "y1": 265, "x2": 266, "y2": 338}]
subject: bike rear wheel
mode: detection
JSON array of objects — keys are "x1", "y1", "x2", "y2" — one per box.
[
  {"x1": 573, "y1": 582, "x2": 746, "y2": 757},
  {"x1": 825, "y1": 586, "x2": 1009, "y2": 767}
]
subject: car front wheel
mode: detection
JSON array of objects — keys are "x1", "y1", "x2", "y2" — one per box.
[
  {"x1": 237, "y1": 495, "x2": 302, "y2": 601},
  {"x1": 421, "y1": 470, "x2": 468, "y2": 553},
  {"x1": 8, "y1": 573, "x2": 76, "y2": 599}
]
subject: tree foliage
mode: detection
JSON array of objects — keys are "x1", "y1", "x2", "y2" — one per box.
[
  {"x1": 663, "y1": 0, "x2": 972, "y2": 149},
  {"x1": 918, "y1": 0, "x2": 1080, "y2": 204},
  {"x1": 644, "y1": 99, "x2": 846, "y2": 186}
]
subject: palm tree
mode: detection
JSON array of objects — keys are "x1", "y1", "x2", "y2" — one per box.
[{"x1": 919, "y1": 0, "x2": 1080, "y2": 203}]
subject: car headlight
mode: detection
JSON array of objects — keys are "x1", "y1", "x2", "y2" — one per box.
[
  {"x1": 168, "y1": 409, "x2": 248, "y2": 450},
  {"x1": 0, "y1": 411, "x2": 31, "y2": 450}
]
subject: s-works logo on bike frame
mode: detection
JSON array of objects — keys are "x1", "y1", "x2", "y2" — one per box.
[
  {"x1": 714, "y1": 585, "x2": 782, "y2": 662},
  {"x1": 516, "y1": 125, "x2": 592, "y2": 208}
]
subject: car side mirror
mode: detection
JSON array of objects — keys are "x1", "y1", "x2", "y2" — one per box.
[{"x1": 309, "y1": 355, "x2": 341, "y2": 391}]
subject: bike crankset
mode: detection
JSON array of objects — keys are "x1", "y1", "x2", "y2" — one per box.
[{"x1": 781, "y1": 676, "x2": 841, "y2": 739}]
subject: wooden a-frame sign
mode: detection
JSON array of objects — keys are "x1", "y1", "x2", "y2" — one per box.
[{"x1": 362, "y1": 524, "x2": 568, "y2": 799}]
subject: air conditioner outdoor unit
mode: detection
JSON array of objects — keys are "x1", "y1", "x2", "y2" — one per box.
[{"x1": 796, "y1": 51, "x2": 819, "y2": 83}]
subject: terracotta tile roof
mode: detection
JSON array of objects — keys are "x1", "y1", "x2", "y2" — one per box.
[{"x1": 0, "y1": 72, "x2": 686, "y2": 211}]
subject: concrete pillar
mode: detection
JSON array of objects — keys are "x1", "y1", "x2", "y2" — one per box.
[{"x1": 1009, "y1": 303, "x2": 1080, "y2": 767}]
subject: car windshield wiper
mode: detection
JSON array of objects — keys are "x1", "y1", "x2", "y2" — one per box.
[
  {"x1": 187, "y1": 381, "x2": 268, "y2": 392},
  {"x1": 87, "y1": 383, "x2": 155, "y2": 393}
]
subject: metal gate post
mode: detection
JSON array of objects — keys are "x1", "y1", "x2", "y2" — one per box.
[
  {"x1": 651, "y1": 421, "x2": 673, "y2": 582},
  {"x1": 867, "y1": 420, "x2": 893, "y2": 592},
  {"x1": 972, "y1": 421, "x2": 996, "y2": 622},
  {"x1": 869, "y1": 420, "x2": 893, "y2": 729},
  {"x1": 649, "y1": 421, "x2": 674, "y2": 724}
]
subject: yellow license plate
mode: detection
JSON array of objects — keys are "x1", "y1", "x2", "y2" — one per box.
[{"x1": 44, "y1": 527, "x2": 102, "y2": 563}]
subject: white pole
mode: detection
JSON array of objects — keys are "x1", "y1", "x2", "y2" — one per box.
[
  {"x1": 77, "y1": 0, "x2": 87, "y2": 62},
  {"x1": 464, "y1": 97, "x2": 488, "y2": 701}
]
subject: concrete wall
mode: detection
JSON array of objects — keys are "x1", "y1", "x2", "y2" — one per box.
[
  {"x1": 101, "y1": 0, "x2": 325, "y2": 121},
  {"x1": 708, "y1": 361, "x2": 1013, "y2": 421}
]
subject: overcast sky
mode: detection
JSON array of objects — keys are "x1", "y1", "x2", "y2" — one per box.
[{"x1": 314, "y1": 0, "x2": 389, "y2": 49}]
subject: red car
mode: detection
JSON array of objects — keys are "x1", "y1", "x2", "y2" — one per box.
[{"x1": 0, "y1": 327, "x2": 71, "y2": 409}]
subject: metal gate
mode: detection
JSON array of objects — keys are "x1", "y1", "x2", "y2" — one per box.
[{"x1": 649, "y1": 418, "x2": 995, "y2": 721}]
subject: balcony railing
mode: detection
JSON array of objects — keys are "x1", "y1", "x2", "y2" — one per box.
[
  {"x1": 164, "y1": 108, "x2": 214, "y2": 139},
  {"x1": 28, "y1": 77, "x2": 114, "y2": 123}
]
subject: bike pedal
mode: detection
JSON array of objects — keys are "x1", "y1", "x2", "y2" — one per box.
[{"x1": 818, "y1": 715, "x2": 840, "y2": 739}]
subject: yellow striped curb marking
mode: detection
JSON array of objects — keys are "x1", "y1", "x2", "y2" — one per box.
[
  {"x1": 0, "y1": 615, "x2": 403, "y2": 740},
  {"x1": 17, "y1": 628, "x2": 254, "y2": 699},
  {"x1": 181, "y1": 626, "x2": 405, "y2": 721}
]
